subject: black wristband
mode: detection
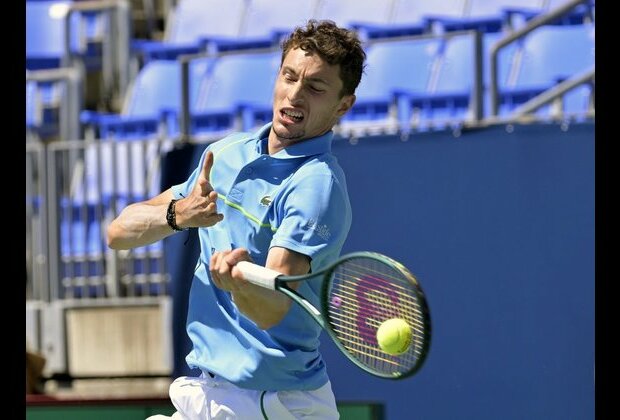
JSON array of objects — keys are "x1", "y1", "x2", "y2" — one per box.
[{"x1": 166, "y1": 199, "x2": 186, "y2": 232}]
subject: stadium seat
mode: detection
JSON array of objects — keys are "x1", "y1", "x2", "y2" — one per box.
[
  {"x1": 58, "y1": 200, "x2": 107, "y2": 297},
  {"x1": 530, "y1": 0, "x2": 595, "y2": 26},
  {"x1": 357, "y1": 0, "x2": 466, "y2": 39},
  {"x1": 26, "y1": 0, "x2": 113, "y2": 71},
  {"x1": 187, "y1": 50, "x2": 281, "y2": 138},
  {"x1": 26, "y1": 68, "x2": 83, "y2": 142},
  {"x1": 469, "y1": 0, "x2": 546, "y2": 29},
  {"x1": 63, "y1": 137, "x2": 165, "y2": 298},
  {"x1": 314, "y1": 0, "x2": 394, "y2": 28},
  {"x1": 388, "y1": 30, "x2": 521, "y2": 130},
  {"x1": 393, "y1": 32, "x2": 494, "y2": 130},
  {"x1": 80, "y1": 59, "x2": 214, "y2": 139},
  {"x1": 26, "y1": 80, "x2": 41, "y2": 140},
  {"x1": 133, "y1": 0, "x2": 249, "y2": 62},
  {"x1": 241, "y1": 0, "x2": 319, "y2": 39},
  {"x1": 411, "y1": 33, "x2": 480, "y2": 129},
  {"x1": 503, "y1": 23, "x2": 595, "y2": 118},
  {"x1": 26, "y1": 80, "x2": 62, "y2": 139},
  {"x1": 337, "y1": 37, "x2": 441, "y2": 135},
  {"x1": 420, "y1": 0, "x2": 545, "y2": 34},
  {"x1": 390, "y1": 0, "x2": 467, "y2": 25},
  {"x1": 26, "y1": 1, "x2": 81, "y2": 70}
]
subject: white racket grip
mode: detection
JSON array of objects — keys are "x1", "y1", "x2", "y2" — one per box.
[{"x1": 236, "y1": 261, "x2": 281, "y2": 290}]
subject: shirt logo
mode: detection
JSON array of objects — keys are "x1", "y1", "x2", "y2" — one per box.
[
  {"x1": 260, "y1": 195, "x2": 272, "y2": 206},
  {"x1": 304, "y1": 218, "x2": 331, "y2": 241}
]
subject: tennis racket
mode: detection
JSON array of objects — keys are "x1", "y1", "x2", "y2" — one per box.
[{"x1": 236, "y1": 252, "x2": 431, "y2": 379}]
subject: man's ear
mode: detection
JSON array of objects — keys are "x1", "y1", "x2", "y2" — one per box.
[{"x1": 336, "y1": 94, "x2": 356, "y2": 117}]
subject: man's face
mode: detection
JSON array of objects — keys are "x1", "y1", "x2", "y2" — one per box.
[{"x1": 270, "y1": 48, "x2": 355, "y2": 145}]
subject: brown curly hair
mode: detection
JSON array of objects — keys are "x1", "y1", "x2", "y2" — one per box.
[{"x1": 281, "y1": 20, "x2": 366, "y2": 97}]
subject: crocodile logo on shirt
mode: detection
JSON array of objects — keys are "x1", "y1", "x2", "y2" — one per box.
[{"x1": 260, "y1": 195, "x2": 272, "y2": 206}]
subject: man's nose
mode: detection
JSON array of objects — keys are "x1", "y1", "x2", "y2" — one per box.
[{"x1": 287, "y1": 81, "x2": 305, "y2": 105}]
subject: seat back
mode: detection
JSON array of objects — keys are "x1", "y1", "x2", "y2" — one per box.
[
  {"x1": 315, "y1": 0, "x2": 395, "y2": 26},
  {"x1": 242, "y1": 0, "x2": 318, "y2": 38},
  {"x1": 165, "y1": 0, "x2": 247, "y2": 43},
  {"x1": 514, "y1": 23, "x2": 594, "y2": 89},
  {"x1": 467, "y1": 0, "x2": 545, "y2": 18},
  {"x1": 194, "y1": 51, "x2": 280, "y2": 114},
  {"x1": 122, "y1": 60, "x2": 183, "y2": 117},
  {"x1": 390, "y1": 0, "x2": 467, "y2": 25},
  {"x1": 26, "y1": 0, "x2": 81, "y2": 68},
  {"x1": 354, "y1": 37, "x2": 441, "y2": 104}
]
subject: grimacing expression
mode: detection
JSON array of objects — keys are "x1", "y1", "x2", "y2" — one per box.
[{"x1": 270, "y1": 48, "x2": 355, "y2": 145}]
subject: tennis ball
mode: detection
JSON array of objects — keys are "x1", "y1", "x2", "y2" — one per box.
[{"x1": 376, "y1": 318, "x2": 412, "y2": 355}]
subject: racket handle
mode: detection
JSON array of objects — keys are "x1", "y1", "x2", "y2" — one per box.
[{"x1": 236, "y1": 261, "x2": 281, "y2": 290}]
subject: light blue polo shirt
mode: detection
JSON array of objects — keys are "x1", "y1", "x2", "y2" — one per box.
[{"x1": 171, "y1": 123, "x2": 352, "y2": 391}]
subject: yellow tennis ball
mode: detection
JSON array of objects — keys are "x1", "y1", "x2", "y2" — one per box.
[{"x1": 376, "y1": 318, "x2": 412, "y2": 355}]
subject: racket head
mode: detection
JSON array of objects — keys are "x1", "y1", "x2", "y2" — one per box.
[{"x1": 321, "y1": 252, "x2": 431, "y2": 379}]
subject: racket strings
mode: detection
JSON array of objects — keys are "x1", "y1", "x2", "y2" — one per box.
[
  {"x1": 332, "y1": 283, "x2": 426, "y2": 325},
  {"x1": 334, "y1": 265, "x2": 427, "y2": 332},
  {"x1": 326, "y1": 258, "x2": 429, "y2": 377}
]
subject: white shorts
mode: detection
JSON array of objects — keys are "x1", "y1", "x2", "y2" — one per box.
[{"x1": 146, "y1": 373, "x2": 340, "y2": 419}]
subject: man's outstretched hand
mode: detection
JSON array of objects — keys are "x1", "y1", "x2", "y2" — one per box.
[{"x1": 174, "y1": 151, "x2": 224, "y2": 228}]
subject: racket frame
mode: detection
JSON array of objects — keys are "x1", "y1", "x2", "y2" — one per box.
[{"x1": 262, "y1": 251, "x2": 432, "y2": 380}]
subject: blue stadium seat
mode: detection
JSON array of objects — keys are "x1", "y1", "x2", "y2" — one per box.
[
  {"x1": 26, "y1": 76, "x2": 67, "y2": 140},
  {"x1": 241, "y1": 0, "x2": 318, "y2": 39},
  {"x1": 390, "y1": 0, "x2": 467, "y2": 25},
  {"x1": 74, "y1": 138, "x2": 162, "y2": 212},
  {"x1": 561, "y1": 84, "x2": 594, "y2": 120},
  {"x1": 504, "y1": 23, "x2": 595, "y2": 118},
  {"x1": 529, "y1": 0, "x2": 595, "y2": 26},
  {"x1": 80, "y1": 59, "x2": 213, "y2": 139},
  {"x1": 358, "y1": 0, "x2": 466, "y2": 39},
  {"x1": 26, "y1": 80, "x2": 40, "y2": 137},
  {"x1": 133, "y1": 0, "x2": 249, "y2": 62},
  {"x1": 60, "y1": 203, "x2": 104, "y2": 259},
  {"x1": 337, "y1": 37, "x2": 441, "y2": 135},
  {"x1": 188, "y1": 50, "x2": 281, "y2": 138},
  {"x1": 411, "y1": 34, "x2": 479, "y2": 129},
  {"x1": 393, "y1": 33, "x2": 479, "y2": 130},
  {"x1": 430, "y1": 0, "x2": 546, "y2": 33},
  {"x1": 58, "y1": 197, "x2": 164, "y2": 298},
  {"x1": 315, "y1": 0, "x2": 394, "y2": 28},
  {"x1": 26, "y1": 0, "x2": 107, "y2": 71},
  {"x1": 389, "y1": 30, "x2": 520, "y2": 130},
  {"x1": 59, "y1": 200, "x2": 107, "y2": 298},
  {"x1": 516, "y1": 24, "x2": 594, "y2": 88},
  {"x1": 27, "y1": 1, "x2": 80, "y2": 69}
]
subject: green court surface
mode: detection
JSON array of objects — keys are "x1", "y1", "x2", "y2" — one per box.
[{"x1": 26, "y1": 400, "x2": 384, "y2": 419}]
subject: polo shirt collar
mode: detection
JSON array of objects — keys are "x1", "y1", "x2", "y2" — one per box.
[{"x1": 254, "y1": 123, "x2": 333, "y2": 159}]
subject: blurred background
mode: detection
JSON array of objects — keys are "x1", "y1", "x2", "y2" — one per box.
[{"x1": 25, "y1": 0, "x2": 595, "y2": 419}]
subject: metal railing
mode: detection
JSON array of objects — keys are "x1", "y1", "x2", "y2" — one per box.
[
  {"x1": 488, "y1": 0, "x2": 594, "y2": 119},
  {"x1": 26, "y1": 142, "x2": 49, "y2": 302},
  {"x1": 27, "y1": 135, "x2": 172, "y2": 377},
  {"x1": 26, "y1": 137, "x2": 169, "y2": 302},
  {"x1": 64, "y1": 0, "x2": 132, "y2": 111},
  {"x1": 26, "y1": 67, "x2": 84, "y2": 142}
]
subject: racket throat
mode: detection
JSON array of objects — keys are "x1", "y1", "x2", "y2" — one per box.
[{"x1": 281, "y1": 286, "x2": 326, "y2": 329}]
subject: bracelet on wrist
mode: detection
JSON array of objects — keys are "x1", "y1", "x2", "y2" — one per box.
[{"x1": 166, "y1": 199, "x2": 187, "y2": 232}]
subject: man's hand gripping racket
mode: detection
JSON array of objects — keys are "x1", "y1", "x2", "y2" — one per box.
[{"x1": 237, "y1": 252, "x2": 431, "y2": 379}]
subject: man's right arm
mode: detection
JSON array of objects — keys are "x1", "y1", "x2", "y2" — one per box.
[
  {"x1": 107, "y1": 150, "x2": 223, "y2": 250},
  {"x1": 107, "y1": 188, "x2": 176, "y2": 250}
]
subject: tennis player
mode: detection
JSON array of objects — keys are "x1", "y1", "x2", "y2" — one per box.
[{"x1": 107, "y1": 19, "x2": 365, "y2": 419}]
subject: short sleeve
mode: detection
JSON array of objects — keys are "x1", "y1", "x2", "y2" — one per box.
[{"x1": 271, "y1": 174, "x2": 352, "y2": 265}]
